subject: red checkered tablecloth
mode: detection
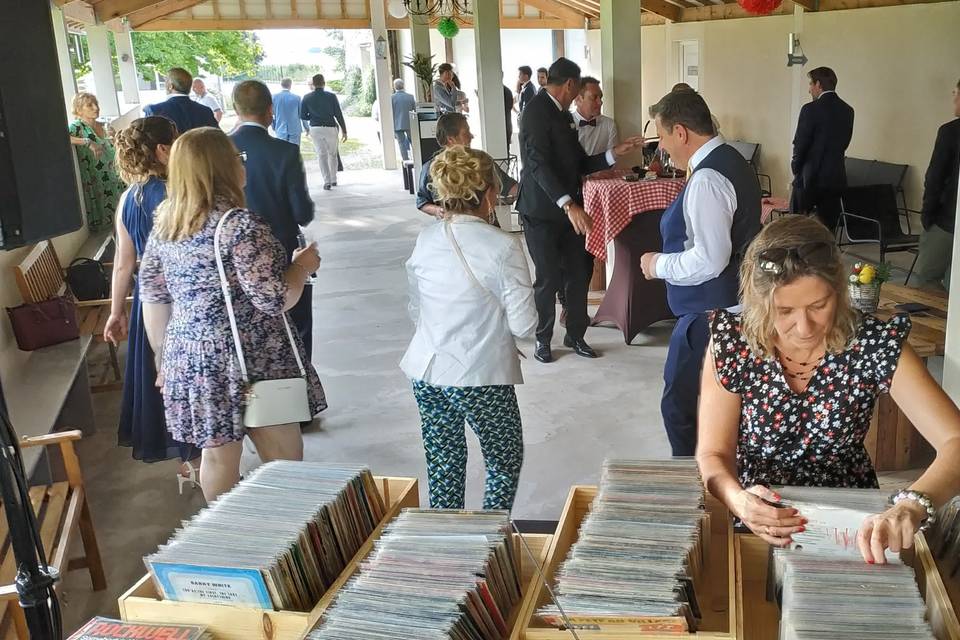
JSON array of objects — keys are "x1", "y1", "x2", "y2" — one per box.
[{"x1": 583, "y1": 171, "x2": 685, "y2": 261}]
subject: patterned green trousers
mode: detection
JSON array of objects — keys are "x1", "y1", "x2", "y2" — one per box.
[{"x1": 411, "y1": 380, "x2": 524, "y2": 511}]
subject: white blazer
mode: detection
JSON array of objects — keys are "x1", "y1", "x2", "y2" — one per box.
[{"x1": 400, "y1": 215, "x2": 537, "y2": 387}]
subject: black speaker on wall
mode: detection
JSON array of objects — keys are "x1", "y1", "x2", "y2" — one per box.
[{"x1": 0, "y1": 0, "x2": 83, "y2": 250}]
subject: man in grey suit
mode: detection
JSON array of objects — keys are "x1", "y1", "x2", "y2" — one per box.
[{"x1": 391, "y1": 79, "x2": 416, "y2": 161}]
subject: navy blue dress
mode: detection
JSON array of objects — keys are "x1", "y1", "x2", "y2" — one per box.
[{"x1": 117, "y1": 177, "x2": 194, "y2": 462}]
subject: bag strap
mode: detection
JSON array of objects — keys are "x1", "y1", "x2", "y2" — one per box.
[
  {"x1": 214, "y1": 209, "x2": 306, "y2": 384},
  {"x1": 444, "y1": 220, "x2": 495, "y2": 300}
]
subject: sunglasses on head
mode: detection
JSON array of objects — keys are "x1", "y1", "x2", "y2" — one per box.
[{"x1": 757, "y1": 241, "x2": 835, "y2": 276}]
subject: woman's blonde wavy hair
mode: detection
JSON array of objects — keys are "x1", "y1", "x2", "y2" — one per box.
[
  {"x1": 740, "y1": 216, "x2": 858, "y2": 358},
  {"x1": 428, "y1": 145, "x2": 500, "y2": 216},
  {"x1": 71, "y1": 92, "x2": 98, "y2": 117},
  {"x1": 153, "y1": 127, "x2": 245, "y2": 242},
  {"x1": 113, "y1": 116, "x2": 178, "y2": 184}
]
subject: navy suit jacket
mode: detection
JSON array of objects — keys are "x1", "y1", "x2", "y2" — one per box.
[
  {"x1": 230, "y1": 124, "x2": 314, "y2": 257},
  {"x1": 143, "y1": 95, "x2": 218, "y2": 133},
  {"x1": 791, "y1": 91, "x2": 855, "y2": 192}
]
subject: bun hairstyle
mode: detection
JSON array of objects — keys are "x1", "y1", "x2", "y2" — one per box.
[
  {"x1": 114, "y1": 116, "x2": 178, "y2": 184},
  {"x1": 428, "y1": 145, "x2": 500, "y2": 216}
]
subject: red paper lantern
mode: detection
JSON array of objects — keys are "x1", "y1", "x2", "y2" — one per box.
[{"x1": 737, "y1": 0, "x2": 782, "y2": 14}]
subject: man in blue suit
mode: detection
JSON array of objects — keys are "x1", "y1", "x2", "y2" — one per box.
[
  {"x1": 143, "y1": 67, "x2": 218, "y2": 133},
  {"x1": 230, "y1": 80, "x2": 316, "y2": 357},
  {"x1": 272, "y1": 78, "x2": 303, "y2": 145}
]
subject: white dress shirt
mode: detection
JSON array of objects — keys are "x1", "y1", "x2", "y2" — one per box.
[
  {"x1": 573, "y1": 110, "x2": 619, "y2": 156},
  {"x1": 401, "y1": 215, "x2": 537, "y2": 387},
  {"x1": 191, "y1": 92, "x2": 222, "y2": 113},
  {"x1": 654, "y1": 136, "x2": 738, "y2": 288},
  {"x1": 542, "y1": 92, "x2": 616, "y2": 209}
]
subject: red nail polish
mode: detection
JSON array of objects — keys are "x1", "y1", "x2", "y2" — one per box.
[
  {"x1": 798, "y1": 526, "x2": 806, "y2": 532},
  {"x1": 867, "y1": 559, "x2": 874, "y2": 564}
]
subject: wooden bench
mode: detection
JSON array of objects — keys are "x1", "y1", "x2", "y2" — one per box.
[
  {"x1": 12, "y1": 237, "x2": 127, "y2": 393},
  {"x1": 0, "y1": 430, "x2": 105, "y2": 639}
]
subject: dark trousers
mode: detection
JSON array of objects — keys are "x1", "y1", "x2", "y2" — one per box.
[
  {"x1": 523, "y1": 215, "x2": 593, "y2": 343},
  {"x1": 791, "y1": 185, "x2": 842, "y2": 232},
  {"x1": 288, "y1": 283, "x2": 313, "y2": 360},
  {"x1": 661, "y1": 312, "x2": 710, "y2": 456}
]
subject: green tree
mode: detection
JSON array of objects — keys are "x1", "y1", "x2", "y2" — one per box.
[
  {"x1": 131, "y1": 31, "x2": 264, "y2": 81},
  {"x1": 320, "y1": 30, "x2": 345, "y2": 73},
  {"x1": 362, "y1": 67, "x2": 377, "y2": 107}
]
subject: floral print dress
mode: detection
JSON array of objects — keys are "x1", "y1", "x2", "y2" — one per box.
[
  {"x1": 69, "y1": 119, "x2": 124, "y2": 231},
  {"x1": 710, "y1": 309, "x2": 911, "y2": 489},
  {"x1": 138, "y1": 202, "x2": 326, "y2": 448}
]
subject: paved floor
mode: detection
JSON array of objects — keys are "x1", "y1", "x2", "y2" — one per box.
[{"x1": 52, "y1": 164, "x2": 934, "y2": 634}]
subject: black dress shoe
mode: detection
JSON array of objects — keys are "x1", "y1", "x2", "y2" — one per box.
[
  {"x1": 563, "y1": 335, "x2": 599, "y2": 358},
  {"x1": 534, "y1": 341, "x2": 553, "y2": 363}
]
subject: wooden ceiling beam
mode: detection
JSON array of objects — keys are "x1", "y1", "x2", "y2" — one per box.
[
  {"x1": 554, "y1": 0, "x2": 599, "y2": 17},
  {"x1": 93, "y1": 0, "x2": 167, "y2": 22},
  {"x1": 791, "y1": 0, "x2": 817, "y2": 9},
  {"x1": 127, "y1": 0, "x2": 206, "y2": 27},
  {"x1": 62, "y1": 0, "x2": 97, "y2": 23},
  {"x1": 522, "y1": 0, "x2": 587, "y2": 22},
  {"x1": 641, "y1": 0, "x2": 682, "y2": 21},
  {"x1": 140, "y1": 17, "x2": 372, "y2": 28}
]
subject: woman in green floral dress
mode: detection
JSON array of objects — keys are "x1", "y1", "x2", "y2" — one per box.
[{"x1": 68, "y1": 92, "x2": 124, "y2": 231}]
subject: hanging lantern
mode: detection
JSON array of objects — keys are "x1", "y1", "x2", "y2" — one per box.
[
  {"x1": 387, "y1": 0, "x2": 408, "y2": 18},
  {"x1": 737, "y1": 0, "x2": 782, "y2": 14},
  {"x1": 437, "y1": 16, "x2": 460, "y2": 39}
]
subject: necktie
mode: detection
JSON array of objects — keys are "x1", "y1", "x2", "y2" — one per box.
[{"x1": 579, "y1": 119, "x2": 597, "y2": 128}]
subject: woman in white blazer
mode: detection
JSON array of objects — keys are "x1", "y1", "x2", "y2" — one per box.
[{"x1": 401, "y1": 145, "x2": 537, "y2": 511}]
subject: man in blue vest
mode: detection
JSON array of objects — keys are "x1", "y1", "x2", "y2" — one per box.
[{"x1": 639, "y1": 90, "x2": 761, "y2": 456}]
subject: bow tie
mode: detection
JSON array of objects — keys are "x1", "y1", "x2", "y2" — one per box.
[{"x1": 579, "y1": 119, "x2": 597, "y2": 128}]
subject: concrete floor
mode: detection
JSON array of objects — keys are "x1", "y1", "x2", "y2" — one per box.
[
  {"x1": 56, "y1": 165, "x2": 674, "y2": 634},
  {"x1": 54, "y1": 164, "x2": 933, "y2": 634}
]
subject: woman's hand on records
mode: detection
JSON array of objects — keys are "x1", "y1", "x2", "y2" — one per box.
[
  {"x1": 857, "y1": 501, "x2": 925, "y2": 565},
  {"x1": 735, "y1": 485, "x2": 807, "y2": 547}
]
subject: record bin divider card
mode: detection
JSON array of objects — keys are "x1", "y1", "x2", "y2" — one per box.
[{"x1": 118, "y1": 473, "x2": 419, "y2": 640}]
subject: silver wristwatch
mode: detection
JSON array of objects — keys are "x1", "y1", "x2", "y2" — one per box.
[{"x1": 890, "y1": 489, "x2": 937, "y2": 532}]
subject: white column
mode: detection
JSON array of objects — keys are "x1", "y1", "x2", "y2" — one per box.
[
  {"x1": 86, "y1": 25, "x2": 120, "y2": 118},
  {"x1": 473, "y1": 0, "x2": 507, "y2": 159},
  {"x1": 114, "y1": 30, "x2": 140, "y2": 106},
  {"x1": 409, "y1": 6, "x2": 432, "y2": 102},
  {"x1": 371, "y1": 0, "x2": 398, "y2": 169},
  {"x1": 600, "y1": 0, "x2": 643, "y2": 166},
  {"x1": 941, "y1": 181, "x2": 960, "y2": 400},
  {"x1": 50, "y1": 5, "x2": 77, "y2": 116}
]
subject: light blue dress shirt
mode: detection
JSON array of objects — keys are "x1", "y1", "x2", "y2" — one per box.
[{"x1": 271, "y1": 89, "x2": 303, "y2": 142}]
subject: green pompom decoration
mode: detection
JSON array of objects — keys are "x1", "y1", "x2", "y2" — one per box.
[{"x1": 437, "y1": 16, "x2": 459, "y2": 39}]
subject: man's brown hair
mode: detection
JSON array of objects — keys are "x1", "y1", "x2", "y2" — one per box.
[
  {"x1": 233, "y1": 80, "x2": 272, "y2": 117},
  {"x1": 808, "y1": 67, "x2": 838, "y2": 92},
  {"x1": 648, "y1": 90, "x2": 714, "y2": 137}
]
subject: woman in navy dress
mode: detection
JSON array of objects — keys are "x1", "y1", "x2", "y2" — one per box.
[{"x1": 105, "y1": 117, "x2": 196, "y2": 490}]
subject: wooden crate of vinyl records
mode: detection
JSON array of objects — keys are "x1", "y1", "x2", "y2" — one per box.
[
  {"x1": 118, "y1": 475, "x2": 418, "y2": 640},
  {"x1": 735, "y1": 532, "x2": 960, "y2": 640},
  {"x1": 513, "y1": 485, "x2": 737, "y2": 639}
]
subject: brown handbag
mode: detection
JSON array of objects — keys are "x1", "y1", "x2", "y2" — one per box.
[{"x1": 5, "y1": 297, "x2": 79, "y2": 351}]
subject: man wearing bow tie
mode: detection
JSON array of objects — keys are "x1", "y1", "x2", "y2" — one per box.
[
  {"x1": 517, "y1": 58, "x2": 643, "y2": 363},
  {"x1": 573, "y1": 77, "x2": 618, "y2": 156}
]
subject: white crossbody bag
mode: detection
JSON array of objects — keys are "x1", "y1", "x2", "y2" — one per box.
[{"x1": 214, "y1": 209, "x2": 311, "y2": 428}]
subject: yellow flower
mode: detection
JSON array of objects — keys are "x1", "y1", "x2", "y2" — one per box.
[{"x1": 858, "y1": 269, "x2": 875, "y2": 285}]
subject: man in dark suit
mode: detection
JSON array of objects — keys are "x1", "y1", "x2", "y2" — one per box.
[
  {"x1": 230, "y1": 80, "x2": 316, "y2": 357},
  {"x1": 914, "y1": 78, "x2": 960, "y2": 291},
  {"x1": 790, "y1": 66, "x2": 855, "y2": 231},
  {"x1": 143, "y1": 67, "x2": 219, "y2": 133},
  {"x1": 517, "y1": 57, "x2": 642, "y2": 363},
  {"x1": 517, "y1": 66, "x2": 537, "y2": 114}
]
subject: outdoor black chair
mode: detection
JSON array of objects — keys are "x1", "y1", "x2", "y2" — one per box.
[
  {"x1": 844, "y1": 156, "x2": 916, "y2": 233},
  {"x1": 837, "y1": 183, "x2": 919, "y2": 283},
  {"x1": 727, "y1": 140, "x2": 772, "y2": 198}
]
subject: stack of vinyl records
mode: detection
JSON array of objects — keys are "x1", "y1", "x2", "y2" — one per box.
[
  {"x1": 772, "y1": 486, "x2": 935, "y2": 640},
  {"x1": 144, "y1": 462, "x2": 385, "y2": 611},
  {"x1": 930, "y1": 496, "x2": 960, "y2": 579},
  {"x1": 538, "y1": 459, "x2": 708, "y2": 632},
  {"x1": 308, "y1": 509, "x2": 521, "y2": 639}
]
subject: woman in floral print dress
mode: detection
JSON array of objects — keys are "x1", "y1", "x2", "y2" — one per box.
[
  {"x1": 139, "y1": 127, "x2": 325, "y2": 502},
  {"x1": 697, "y1": 216, "x2": 960, "y2": 563},
  {"x1": 68, "y1": 93, "x2": 124, "y2": 231}
]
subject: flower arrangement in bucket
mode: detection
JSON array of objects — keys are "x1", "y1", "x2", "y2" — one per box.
[{"x1": 848, "y1": 261, "x2": 890, "y2": 313}]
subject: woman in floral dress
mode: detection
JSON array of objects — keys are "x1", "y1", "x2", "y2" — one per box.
[
  {"x1": 139, "y1": 127, "x2": 325, "y2": 502},
  {"x1": 697, "y1": 216, "x2": 960, "y2": 563},
  {"x1": 68, "y1": 93, "x2": 124, "y2": 231}
]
